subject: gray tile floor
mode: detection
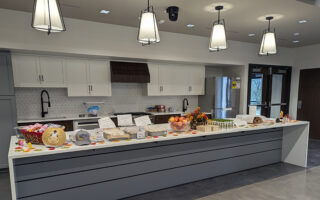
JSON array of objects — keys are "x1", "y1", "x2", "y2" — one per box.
[{"x1": 1, "y1": 140, "x2": 319, "y2": 200}]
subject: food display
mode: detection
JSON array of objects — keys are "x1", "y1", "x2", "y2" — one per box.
[
  {"x1": 196, "y1": 125, "x2": 220, "y2": 132},
  {"x1": 253, "y1": 116, "x2": 263, "y2": 124},
  {"x1": 17, "y1": 123, "x2": 64, "y2": 144},
  {"x1": 103, "y1": 128, "x2": 130, "y2": 141},
  {"x1": 42, "y1": 127, "x2": 66, "y2": 147},
  {"x1": 123, "y1": 126, "x2": 140, "y2": 139},
  {"x1": 168, "y1": 116, "x2": 190, "y2": 132},
  {"x1": 212, "y1": 119, "x2": 234, "y2": 129},
  {"x1": 144, "y1": 125, "x2": 168, "y2": 136}
]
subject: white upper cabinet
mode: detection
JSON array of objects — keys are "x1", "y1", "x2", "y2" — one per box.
[
  {"x1": 12, "y1": 54, "x2": 65, "y2": 88},
  {"x1": 12, "y1": 54, "x2": 41, "y2": 87},
  {"x1": 65, "y1": 58, "x2": 89, "y2": 97},
  {"x1": 146, "y1": 62, "x2": 205, "y2": 96},
  {"x1": 147, "y1": 63, "x2": 160, "y2": 96},
  {"x1": 88, "y1": 60, "x2": 112, "y2": 97},
  {"x1": 187, "y1": 65, "x2": 205, "y2": 95},
  {"x1": 158, "y1": 63, "x2": 188, "y2": 95},
  {"x1": 38, "y1": 56, "x2": 65, "y2": 87},
  {"x1": 66, "y1": 58, "x2": 111, "y2": 97}
]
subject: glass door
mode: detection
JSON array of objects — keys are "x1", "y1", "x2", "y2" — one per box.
[
  {"x1": 248, "y1": 67, "x2": 269, "y2": 116},
  {"x1": 248, "y1": 64, "x2": 291, "y2": 118}
]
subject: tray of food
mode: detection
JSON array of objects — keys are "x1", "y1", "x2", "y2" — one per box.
[
  {"x1": 103, "y1": 128, "x2": 130, "y2": 141},
  {"x1": 122, "y1": 126, "x2": 140, "y2": 139},
  {"x1": 144, "y1": 125, "x2": 168, "y2": 137}
]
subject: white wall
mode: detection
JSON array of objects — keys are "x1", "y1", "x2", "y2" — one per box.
[
  {"x1": 16, "y1": 85, "x2": 198, "y2": 120},
  {"x1": 289, "y1": 44, "x2": 320, "y2": 119},
  {"x1": 0, "y1": 8, "x2": 296, "y2": 114}
]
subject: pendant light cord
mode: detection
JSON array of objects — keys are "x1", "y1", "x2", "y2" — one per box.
[
  {"x1": 268, "y1": 19, "x2": 271, "y2": 32},
  {"x1": 147, "y1": 0, "x2": 150, "y2": 12},
  {"x1": 218, "y1": 10, "x2": 220, "y2": 23}
]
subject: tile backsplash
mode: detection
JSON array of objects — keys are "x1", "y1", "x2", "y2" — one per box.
[{"x1": 16, "y1": 83, "x2": 198, "y2": 120}]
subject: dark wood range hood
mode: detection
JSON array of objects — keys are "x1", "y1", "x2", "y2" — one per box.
[{"x1": 110, "y1": 61, "x2": 150, "y2": 83}]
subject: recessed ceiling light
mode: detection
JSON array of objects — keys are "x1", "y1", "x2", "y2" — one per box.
[
  {"x1": 100, "y1": 10, "x2": 110, "y2": 14},
  {"x1": 187, "y1": 24, "x2": 195, "y2": 28},
  {"x1": 293, "y1": 40, "x2": 300, "y2": 43},
  {"x1": 158, "y1": 19, "x2": 165, "y2": 24},
  {"x1": 298, "y1": 19, "x2": 307, "y2": 24},
  {"x1": 248, "y1": 33, "x2": 255, "y2": 37},
  {"x1": 293, "y1": 32, "x2": 300, "y2": 36}
]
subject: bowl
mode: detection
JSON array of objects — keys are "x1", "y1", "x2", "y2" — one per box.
[{"x1": 169, "y1": 121, "x2": 190, "y2": 132}]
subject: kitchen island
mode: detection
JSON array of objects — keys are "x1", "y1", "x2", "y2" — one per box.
[{"x1": 8, "y1": 121, "x2": 309, "y2": 200}]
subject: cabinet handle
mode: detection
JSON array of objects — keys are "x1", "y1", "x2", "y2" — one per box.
[
  {"x1": 41, "y1": 75, "x2": 44, "y2": 82},
  {"x1": 160, "y1": 86, "x2": 163, "y2": 92},
  {"x1": 39, "y1": 75, "x2": 42, "y2": 82},
  {"x1": 88, "y1": 85, "x2": 91, "y2": 92},
  {"x1": 91, "y1": 85, "x2": 93, "y2": 91}
]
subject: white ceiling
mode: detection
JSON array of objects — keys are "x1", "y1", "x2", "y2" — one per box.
[{"x1": 1, "y1": 0, "x2": 320, "y2": 48}]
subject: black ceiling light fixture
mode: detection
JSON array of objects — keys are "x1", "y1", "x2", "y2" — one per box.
[
  {"x1": 32, "y1": 0, "x2": 66, "y2": 35},
  {"x1": 137, "y1": 0, "x2": 160, "y2": 45},
  {"x1": 166, "y1": 6, "x2": 179, "y2": 21},
  {"x1": 209, "y1": 6, "x2": 228, "y2": 52},
  {"x1": 259, "y1": 16, "x2": 277, "y2": 56}
]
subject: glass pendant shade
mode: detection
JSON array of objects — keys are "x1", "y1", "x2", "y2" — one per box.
[
  {"x1": 138, "y1": 1, "x2": 160, "y2": 45},
  {"x1": 259, "y1": 31, "x2": 277, "y2": 55},
  {"x1": 209, "y1": 6, "x2": 227, "y2": 52},
  {"x1": 209, "y1": 22, "x2": 227, "y2": 51},
  {"x1": 259, "y1": 16, "x2": 277, "y2": 56},
  {"x1": 32, "y1": 0, "x2": 66, "y2": 34}
]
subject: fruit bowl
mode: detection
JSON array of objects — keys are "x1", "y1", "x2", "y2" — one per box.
[
  {"x1": 170, "y1": 121, "x2": 190, "y2": 132},
  {"x1": 169, "y1": 116, "x2": 190, "y2": 132}
]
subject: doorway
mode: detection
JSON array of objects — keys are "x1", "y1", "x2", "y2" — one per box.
[
  {"x1": 297, "y1": 68, "x2": 320, "y2": 139},
  {"x1": 247, "y1": 64, "x2": 292, "y2": 118}
]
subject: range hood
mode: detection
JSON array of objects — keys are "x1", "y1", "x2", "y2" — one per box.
[{"x1": 110, "y1": 61, "x2": 150, "y2": 83}]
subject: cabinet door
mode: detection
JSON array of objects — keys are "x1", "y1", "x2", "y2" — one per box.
[
  {"x1": 0, "y1": 96, "x2": 17, "y2": 168},
  {"x1": 88, "y1": 60, "x2": 111, "y2": 96},
  {"x1": 159, "y1": 64, "x2": 188, "y2": 95},
  {"x1": 147, "y1": 63, "x2": 160, "y2": 96},
  {"x1": 65, "y1": 58, "x2": 89, "y2": 96},
  {"x1": 12, "y1": 54, "x2": 41, "y2": 87},
  {"x1": 39, "y1": 56, "x2": 65, "y2": 87},
  {"x1": 0, "y1": 52, "x2": 14, "y2": 95},
  {"x1": 188, "y1": 65, "x2": 205, "y2": 95}
]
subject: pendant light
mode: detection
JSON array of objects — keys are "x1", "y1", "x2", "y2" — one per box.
[
  {"x1": 209, "y1": 6, "x2": 227, "y2": 52},
  {"x1": 32, "y1": 0, "x2": 66, "y2": 34},
  {"x1": 259, "y1": 16, "x2": 277, "y2": 56},
  {"x1": 138, "y1": 0, "x2": 160, "y2": 45}
]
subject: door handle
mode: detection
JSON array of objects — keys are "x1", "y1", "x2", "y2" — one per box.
[{"x1": 297, "y1": 100, "x2": 302, "y2": 109}]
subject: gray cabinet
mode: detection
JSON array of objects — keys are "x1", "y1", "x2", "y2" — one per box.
[
  {"x1": 0, "y1": 96, "x2": 17, "y2": 168},
  {"x1": 0, "y1": 51, "x2": 16, "y2": 168},
  {"x1": 0, "y1": 52, "x2": 14, "y2": 95}
]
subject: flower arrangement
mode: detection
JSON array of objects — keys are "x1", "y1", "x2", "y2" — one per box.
[{"x1": 186, "y1": 107, "x2": 208, "y2": 129}]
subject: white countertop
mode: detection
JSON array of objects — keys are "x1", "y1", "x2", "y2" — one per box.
[{"x1": 8, "y1": 121, "x2": 309, "y2": 159}]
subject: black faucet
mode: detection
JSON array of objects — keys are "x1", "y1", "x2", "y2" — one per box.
[
  {"x1": 182, "y1": 98, "x2": 189, "y2": 112},
  {"x1": 41, "y1": 90, "x2": 51, "y2": 118}
]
